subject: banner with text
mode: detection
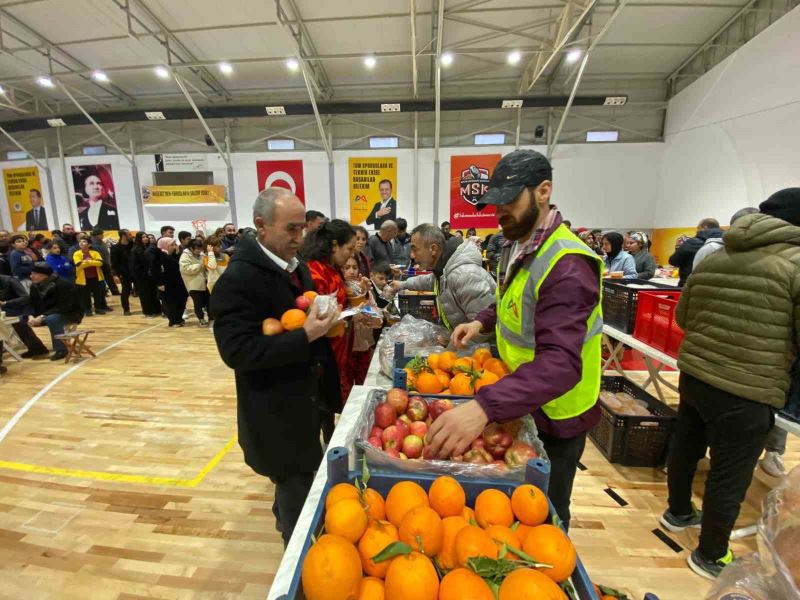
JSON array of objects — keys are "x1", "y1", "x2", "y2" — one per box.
[
  {"x1": 154, "y1": 154, "x2": 208, "y2": 172},
  {"x1": 450, "y1": 154, "x2": 501, "y2": 229},
  {"x1": 142, "y1": 184, "x2": 227, "y2": 204},
  {"x1": 256, "y1": 159, "x2": 306, "y2": 205},
  {"x1": 348, "y1": 157, "x2": 397, "y2": 226},
  {"x1": 3, "y1": 166, "x2": 45, "y2": 232}
]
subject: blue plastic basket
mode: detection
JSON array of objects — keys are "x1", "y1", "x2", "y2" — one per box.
[{"x1": 277, "y1": 447, "x2": 600, "y2": 600}]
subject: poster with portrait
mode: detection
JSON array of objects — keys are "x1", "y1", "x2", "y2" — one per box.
[
  {"x1": 71, "y1": 164, "x2": 119, "y2": 232},
  {"x1": 449, "y1": 154, "x2": 501, "y2": 229},
  {"x1": 256, "y1": 159, "x2": 306, "y2": 205},
  {"x1": 2, "y1": 166, "x2": 47, "y2": 232},
  {"x1": 348, "y1": 157, "x2": 397, "y2": 227}
]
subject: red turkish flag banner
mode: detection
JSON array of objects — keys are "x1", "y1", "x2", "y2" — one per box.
[
  {"x1": 449, "y1": 154, "x2": 501, "y2": 229},
  {"x1": 256, "y1": 160, "x2": 306, "y2": 205}
]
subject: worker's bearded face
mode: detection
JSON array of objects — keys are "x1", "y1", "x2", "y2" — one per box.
[{"x1": 498, "y1": 188, "x2": 540, "y2": 241}]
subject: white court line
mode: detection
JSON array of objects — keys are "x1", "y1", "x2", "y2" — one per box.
[{"x1": 0, "y1": 321, "x2": 166, "y2": 444}]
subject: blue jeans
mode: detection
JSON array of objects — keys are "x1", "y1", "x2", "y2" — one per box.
[{"x1": 42, "y1": 313, "x2": 69, "y2": 353}]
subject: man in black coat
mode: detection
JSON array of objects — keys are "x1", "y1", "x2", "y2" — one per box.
[
  {"x1": 25, "y1": 189, "x2": 49, "y2": 231},
  {"x1": 669, "y1": 218, "x2": 724, "y2": 286},
  {"x1": 0, "y1": 273, "x2": 50, "y2": 358},
  {"x1": 110, "y1": 230, "x2": 133, "y2": 315},
  {"x1": 28, "y1": 263, "x2": 83, "y2": 360},
  {"x1": 212, "y1": 188, "x2": 340, "y2": 546}
]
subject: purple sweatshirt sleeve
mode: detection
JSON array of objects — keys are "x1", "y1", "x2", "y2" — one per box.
[
  {"x1": 476, "y1": 254, "x2": 600, "y2": 423},
  {"x1": 475, "y1": 303, "x2": 497, "y2": 331}
]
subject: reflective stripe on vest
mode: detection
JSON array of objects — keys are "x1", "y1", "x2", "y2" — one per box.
[
  {"x1": 433, "y1": 278, "x2": 452, "y2": 332},
  {"x1": 495, "y1": 225, "x2": 604, "y2": 420}
]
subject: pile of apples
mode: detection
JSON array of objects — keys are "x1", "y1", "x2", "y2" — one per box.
[{"x1": 368, "y1": 388, "x2": 539, "y2": 469}]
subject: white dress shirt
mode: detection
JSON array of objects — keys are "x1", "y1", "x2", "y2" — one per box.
[
  {"x1": 88, "y1": 200, "x2": 102, "y2": 227},
  {"x1": 258, "y1": 240, "x2": 299, "y2": 273}
]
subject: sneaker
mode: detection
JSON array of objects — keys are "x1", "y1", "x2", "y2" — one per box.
[
  {"x1": 21, "y1": 348, "x2": 49, "y2": 359},
  {"x1": 50, "y1": 351, "x2": 67, "y2": 361},
  {"x1": 660, "y1": 505, "x2": 703, "y2": 532},
  {"x1": 95, "y1": 309, "x2": 108, "y2": 315},
  {"x1": 198, "y1": 319, "x2": 208, "y2": 327},
  {"x1": 687, "y1": 548, "x2": 733, "y2": 580},
  {"x1": 760, "y1": 451, "x2": 785, "y2": 478},
  {"x1": 123, "y1": 311, "x2": 132, "y2": 316}
]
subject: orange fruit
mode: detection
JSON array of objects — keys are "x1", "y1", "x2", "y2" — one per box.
[
  {"x1": 281, "y1": 308, "x2": 307, "y2": 331},
  {"x1": 384, "y1": 551, "x2": 439, "y2": 600},
  {"x1": 325, "y1": 498, "x2": 369, "y2": 543},
  {"x1": 511, "y1": 484, "x2": 549, "y2": 526},
  {"x1": 301, "y1": 534, "x2": 363, "y2": 600},
  {"x1": 449, "y1": 373, "x2": 474, "y2": 396},
  {"x1": 414, "y1": 371, "x2": 444, "y2": 395},
  {"x1": 498, "y1": 568, "x2": 567, "y2": 600},
  {"x1": 485, "y1": 525, "x2": 522, "y2": 560},
  {"x1": 437, "y1": 516, "x2": 469, "y2": 570},
  {"x1": 399, "y1": 506, "x2": 443, "y2": 556},
  {"x1": 357, "y1": 576, "x2": 385, "y2": 600},
  {"x1": 474, "y1": 489, "x2": 514, "y2": 528},
  {"x1": 438, "y1": 351, "x2": 457, "y2": 374},
  {"x1": 522, "y1": 524, "x2": 577, "y2": 583},
  {"x1": 303, "y1": 290, "x2": 319, "y2": 302},
  {"x1": 433, "y1": 368, "x2": 451, "y2": 390},
  {"x1": 385, "y1": 481, "x2": 429, "y2": 527},
  {"x1": 462, "y1": 506, "x2": 477, "y2": 525},
  {"x1": 483, "y1": 358, "x2": 510, "y2": 379},
  {"x1": 474, "y1": 370, "x2": 499, "y2": 392},
  {"x1": 426, "y1": 353, "x2": 440, "y2": 370},
  {"x1": 439, "y1": 568, "x2": 494, "y2": 600},
  {"x1": 472, "y1": 347, "x2": 492, "y2": 368},
  {"x1": 439, "y1": 388, "x2": 451, "y2": 395},
  {"x1": 326, "y1": 483, "x2": 360, "y2": 510},
  {"x1": 405, "y1": 368, "x2": 417, "y2": 390},
  {"x1": 428, "y1": 476, "x2": 466, "y2": 518},
  {"x1": 515, "y1": 523, "x2": 534, "y2": 545},
  {"x1": 363, "y1": 488, "x2": 386, "y2": 521},
  {"x1": 454, "y1": 525, "x2": 498, "y2": 566},
  {"x1": 358, "y1": 520, "x2": 399, "y2": 578},
  {"x1": 453, "y1": 357, "x2": 474, "y2": 372}
]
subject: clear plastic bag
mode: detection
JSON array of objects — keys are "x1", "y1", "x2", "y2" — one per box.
[
  {"x1": 354, "y1": 388, "x2": 548, "y2": 481},
  {"x1": 756, "y1": 465, "x2": 800, "y2": 598},
  {"x1": 704, "y1": 554, "x2": 780, "y2": 600},
  {"x1": 377, "y1": 314, "x2": 450, "y2": 377},
  {"x1": 313, "y1": 292, "x2": 340, "y2": 318}
]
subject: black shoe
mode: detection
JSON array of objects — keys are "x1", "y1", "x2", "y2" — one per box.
[
  {"x1": 21, "y1": 348, "x2": 49, "y2": 359},
  {"x1": 660, "y1": 506, "x2": 702, "y2": 532},
  {"x1": 687, "y1": 548, "x2": 733, "y2": 580},
  {"x1": 104, "y1": 306, "x2": 114, "y2": 311},
  {"x1": 84, "y1": 311, "x2": 93, "y2": 317},
  {"x1": 50, "y1": 351, "x2": 67, "y2": 361},
  {"x1": 111, "y1": 292, "x2": 121, "y2": 296},
  {"x1": 95, "y1": 309, "x2": 108, "y2": 315},
  {"x1": 0, "y1": 365, "x2": 7, "y2": 375},
  {"x1": 123, "y1": 311, "x2": 132, "y2": 316}
]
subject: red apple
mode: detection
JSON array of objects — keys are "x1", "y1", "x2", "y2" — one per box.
[
  {"x1": 463, "y1": 448, "x2": 492, "y2": 464},
  {"x1": 398, "y1": 414, "x2": 413, "y2": 426},
  {"x1": 409, "y1": 421, "x2": 428, "y2": 438},
  {"x1": 262, "y1": 318, "x2": 284, "y2": 336},
  {"x1": 429, "y1": 399, "x2": 455, "y2": 420},
  {"x1": 386, "y1": 388, "x2": 409, "y2": 415},
  {"x1": 374, "y1": 403, "x2": 396, "y2": 429},
  {"x1": 394, "y1": 418, "x2": 410, "y2": 439},
  {"x1": 295, "y1": 295, "x2": 311, "y2": 311},
  {"x1": 406, "y1": 396, "x2": 429, "y2": 422},
  {"x1": 367, "y1": 436, "x2": 382, "y2": 449},
  {"x1": 483, "y1": 424, "x2": 514, "y2": 458},
  {"x1": 402, "y1": 434, "x2": 424, "y2": 459},
  {"x1": 470, "y1": 437, "x2": 486, "y2": 451},
  {"x1": 385, "y1": 448, "x2": 401, "y2": 459},
  {"x1": 369, "y1": 426, "x2": 384, "y2": 439},
  {"x1": 381, "y1": 425, "x2": 404, "y2": 450},
  {"x1": 504, "y1": 441, "x2": 538, "y2": 468}
]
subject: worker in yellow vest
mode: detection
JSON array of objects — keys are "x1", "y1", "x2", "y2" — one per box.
[{"x1": 427, "y1": 150, "x2": 603, "y2": 528}]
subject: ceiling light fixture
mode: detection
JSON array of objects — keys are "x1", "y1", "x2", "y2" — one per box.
[
  {"x1": 440, "y1": 52, "x2": 453, "y2": 67},
  {"x1": 47, "y1": 118, "x2": 66, "y2": 127},
  {"x1": 219, "y1": 62, "x2": 233, "y2": 75},
  {"x1": 36, "y1": 76, "x2": 54, "y2": 88},
  {"x1": 91, "y1": 71, "x2": 109, "y2": 83},
  {"x1": 364, "y1": 55, "x2": 376, "y2": 69},
  {"x1": 155, "y1": 66, "x2": 170, "y2": 79},
  {"x1": 286, "y1": 58, "x2": 299, "y2": 72},
  {"x1": 507, "y1": 50, "x2": 522, "y2": 65},
  {"x1": 566, "y1": 49, "x2": 582, "y2": 64},
  {"x1": 0, "y1": 85, "x2": 5, "y2": 94}
]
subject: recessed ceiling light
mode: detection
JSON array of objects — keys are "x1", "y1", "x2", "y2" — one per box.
[
  {"x1": 155, "y1": 66, "x2": 170, "y2": 79},
  {"x1": 364, "y1": 55, "x2": 376, "y2": 69},
  {"x1": 0, "y1": 85, "x2": 5, "y2": 94},
  {"x1": 91, "y1": 71, "x2": 109, "y2": 83},
  {"x1": 219, "y1": 62, "x2": 233, "y2": 75},
  {"x1": 286, "y1": 58, "x2": 299, "y2": 72},
  {"x1": 266, "y1": 106, "x2": 287, "y2": 116},
  {"x1": 440, "y1": 52, "x2": 453, "y2": 67},
  {"x1": 507, "y1": 50, "x2": 522, "y2": 65},
  {"x1": 47, "y1": 118, "x2": 66, "y2": 127},
  {"x1": 566, "y1": 49, "x2": 582, "y2": 64},
  {"x1": 145, "y1": 111, "x2": 166, "y2": 120},
  {"x1": 36, "y1": 76, "x2": 54, "y2": 88}
]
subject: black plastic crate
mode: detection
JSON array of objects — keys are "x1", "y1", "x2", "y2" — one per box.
[
  {"x1": 397, "y1": 292, "x2": 439, "y2": 324},
  {"x1": 589, "y1": 376, "x2": 678, "y2": 467},
  {"x1": 602, "y1": 279, "x2": 678, "y2": 334}
]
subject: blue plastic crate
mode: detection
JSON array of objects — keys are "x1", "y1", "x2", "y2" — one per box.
[{"x1": 277, "y1": 446, "x2": 600, "y2": 600}]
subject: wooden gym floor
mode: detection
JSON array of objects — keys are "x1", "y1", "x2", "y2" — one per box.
[{"x1": 0, "y1": 297, "x2": 796, "y2": 600}]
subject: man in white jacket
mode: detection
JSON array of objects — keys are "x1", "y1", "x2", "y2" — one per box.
[{"x1": 179, "y1": 239, "x2": 209, "y2": 326}]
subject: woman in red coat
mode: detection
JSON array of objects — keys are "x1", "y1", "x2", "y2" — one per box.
[{"x1": 304, "y1": 219, "x2": 358, "y2": 413}]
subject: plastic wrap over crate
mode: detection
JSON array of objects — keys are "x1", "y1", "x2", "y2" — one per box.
[{"x1": 377, "y1": 314, "x2": 450, "y2": 378}]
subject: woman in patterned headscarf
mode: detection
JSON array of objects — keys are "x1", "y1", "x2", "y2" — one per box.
[{"x1": 628, "y1": 231, "x2": 657, "y2": 280}]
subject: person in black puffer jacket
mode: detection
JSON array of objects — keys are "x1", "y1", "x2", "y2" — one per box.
[{"x1": 668, "y1": 218, "x2": 723, "y2": 286}]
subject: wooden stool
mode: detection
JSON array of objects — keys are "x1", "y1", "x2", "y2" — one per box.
[{"x1": 54, "y1": 326, "x2": 96, "y2": 363}]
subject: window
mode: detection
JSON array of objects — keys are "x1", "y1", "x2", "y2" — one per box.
[
  {"x1": 6, "y1": 150, "x2": 28, "y2": 160},
  {"x1": 369, "y1": 136, "x2": 398, "y2": 149},
  {"x1": 82, "y1": 145, "x2": 107, "y2": 155},
  {"x1": 474, "y1": 133, "x2": 505, "y2": 145},
  {"x1": 586, "y1": 131, "x2": 619, "y2": 143},
  {"x1": 267, "y1": 138, "x2": 295, "y2": 150}
]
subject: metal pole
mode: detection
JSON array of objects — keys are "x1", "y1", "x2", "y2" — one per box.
[
  {"x1": 410, "y1": 0, "x2": 418, "y2": 99},
  {"x1": 42, "y1": 141, "x2": 60, "y2": 227},
  {"x1": 432, "y1": 160, "x2": 440, "y2": 226},
  {"x1": 413, "y1": 111, "x2": 419, "y2": 227},
  {"x1": 328, "y1": 162, "x2": 336, "y2": 220},
  {"x1": 300, "y1": 65, "x2": 333, "y2": 162},
  {"x1": 224, "y1": 124, "x2": 237, "y2": 227},
  {"x1": 0, "y1": 125, "x2": 46, "y2": 170},
  {"x1": 55, "y1": 126, "x2": 71, "y2": 226},
  {"x1": 433, "y1": 0, "x2": 444, "y2": 164},
  {"x1": 172, "y1": 72, "x2": 230, "y2": 168},
  {"x1": 54, "y1": 81, "x2": 134, "y2": 165},
  {"x1": 128, "y1": 123, "x2": 145, "y2": 231},
  {"x1": 515, "y1": 107, "x2": 522, "y2": 149}
]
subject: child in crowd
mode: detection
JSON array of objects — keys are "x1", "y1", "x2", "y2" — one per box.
[
  {"x1": 368, "y1": 261, "x2": 398, "y2": 342},
  {"x1": 45, "y1": 242, "x2": 75, "y2": 283},
  {"x1": 341, "y1": 255, "x2": 382, "y2": 388},
  {"x1": 203, "y1": 235, "x2": 229, "y2": 322}
]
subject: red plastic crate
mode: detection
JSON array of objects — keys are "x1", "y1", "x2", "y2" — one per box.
[{"x1": 633, "y1": 290, "x2": 684, "y2": 358}]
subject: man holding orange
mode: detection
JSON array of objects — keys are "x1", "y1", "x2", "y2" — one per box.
[{"x1": 427, "y1": 150, "x2": 603, "y2": 529}]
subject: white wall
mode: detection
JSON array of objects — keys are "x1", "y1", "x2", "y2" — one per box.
[{"x1": 656, "y1": 5, "x2": 800, "y2": 227}]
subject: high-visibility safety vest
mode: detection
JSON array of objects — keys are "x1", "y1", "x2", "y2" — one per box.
[
  {"x1": 496, "y1": 225, "x2": 604, "y2": 420},
  {"x1": 433, "y1": 278, "x2": 452, "y2": 332}
]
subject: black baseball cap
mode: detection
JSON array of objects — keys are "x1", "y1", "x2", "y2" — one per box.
[{"x1": 477, "y1": 149, "x2": 553, "y2": 209}]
